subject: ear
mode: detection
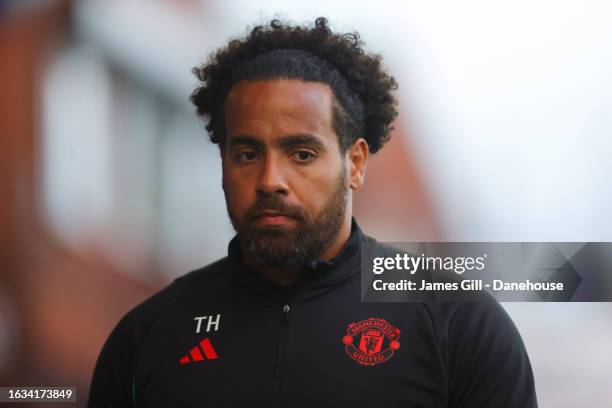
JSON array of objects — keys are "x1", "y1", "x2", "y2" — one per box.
[{"x1": 347, "y1": 138, "x2": 369, "y2": 190}]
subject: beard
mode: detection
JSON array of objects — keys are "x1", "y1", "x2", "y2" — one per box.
[{"x1": 224, "y1": 169, "x2": 348, "y2": 269}]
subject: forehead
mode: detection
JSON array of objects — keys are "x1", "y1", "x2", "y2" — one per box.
[{"x1": 224, "y1": 79, "x2": 335, "y2": 140}]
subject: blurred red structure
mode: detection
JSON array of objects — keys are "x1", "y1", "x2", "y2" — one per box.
[{"x1": 0, "y1": 3, "x2": 154, "y2": 405}]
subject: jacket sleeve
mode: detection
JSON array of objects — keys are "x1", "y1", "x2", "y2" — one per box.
[
  {"x1": 87, "y1": 313, "x2": 137, "y2": 408},
  {"x1": 444, "y1": 301, "x2": 538, "y2": 408}
]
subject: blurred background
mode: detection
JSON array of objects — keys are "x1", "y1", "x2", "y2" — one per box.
[{"x1": 1, "y1": 0, "x2": 611, "y2": 406}]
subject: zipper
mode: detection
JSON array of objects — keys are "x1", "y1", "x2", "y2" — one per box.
[
  {"x1": 273, "y1": 271, "x2": 303, "y2": 390},
  {"x1": 273, "y1": 303, "x2": 291, "y2": 387}
]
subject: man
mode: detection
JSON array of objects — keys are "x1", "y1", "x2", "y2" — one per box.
[{"x1": 88, "y1": 18, "x2": 537, "y2": 407}]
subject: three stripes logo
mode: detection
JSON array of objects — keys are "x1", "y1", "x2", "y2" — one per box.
[{"x1": 179, "y1": 338, "x2": 219, "y2": 365}]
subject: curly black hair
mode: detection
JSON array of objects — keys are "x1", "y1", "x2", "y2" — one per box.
[{"x1": 190, "y1": 17, "x2": 398, "y2": 153}]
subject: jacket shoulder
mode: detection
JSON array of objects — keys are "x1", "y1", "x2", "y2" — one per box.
[{"x1": 129, "y1": 257, "x2": 230, "y2": 326}]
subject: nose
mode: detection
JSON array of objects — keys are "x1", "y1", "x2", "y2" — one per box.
[{"x1": 256, "y1": 154, "x2": 289, "y2": 195}]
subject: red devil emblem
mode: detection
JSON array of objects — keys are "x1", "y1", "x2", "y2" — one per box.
[{"x1": 343, "y1": 317, "x2": 400, "y2": 366}]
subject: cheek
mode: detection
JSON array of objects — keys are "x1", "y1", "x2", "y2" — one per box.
[
  {"x1": 291, "y1": 166, "x2": 344, "y2": 212},
  {"x1": 222, "y1": 168, "x2": 254, "y2": 214}
]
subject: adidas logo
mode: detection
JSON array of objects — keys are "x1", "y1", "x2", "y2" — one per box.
[{"x1": 179, "y1": 338, "x2": 219, "y2": 364}]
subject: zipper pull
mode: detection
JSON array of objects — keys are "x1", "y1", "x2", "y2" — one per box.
[{"x1": 282, "y1": 304, "x2": 290, "y2": 325}]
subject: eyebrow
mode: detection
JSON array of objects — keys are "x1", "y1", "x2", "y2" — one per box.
[
  {"x1": 277, "y1": 134, "x2": 326, "y2": 150},
  {"x1": 228, "y1": 133, "x2": 327, "y2": 150},
  {"x1": 227, "y1": 135, "x2": 265, "y2": 149}
]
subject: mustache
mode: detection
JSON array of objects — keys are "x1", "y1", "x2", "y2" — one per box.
[{"x1": 244, "y1": 196, "x2": 306, "y2": 223}]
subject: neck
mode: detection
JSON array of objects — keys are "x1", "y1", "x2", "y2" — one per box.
[{"x1": 246, "y1": 213, "x2": 353, "y2": 287}]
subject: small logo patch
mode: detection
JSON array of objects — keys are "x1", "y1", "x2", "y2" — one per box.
[
  {"x1": 179, "y1": 338, "x2": 219, "y2": 364},
  {"x1": 343, "y1": 317, "x2": 400, "y2": 366}
]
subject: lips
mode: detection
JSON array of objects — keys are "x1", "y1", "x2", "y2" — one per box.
[
  {"x1": 256, "y1": 211, "x2": 290, "y2": 218},
  {"x1": 253, "y1": 211, "x2": 296, "y2": 226}
]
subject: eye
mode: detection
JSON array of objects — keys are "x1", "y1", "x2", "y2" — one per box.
[
  {"x1": 291, "y1": 150, "x2": 317, "y2": 162},
  {"x1": 236, "y1": 151, "x2": 258, "y2": 163}
]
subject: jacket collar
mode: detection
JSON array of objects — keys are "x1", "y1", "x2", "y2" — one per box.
[{"x1": 228, "y1": 218, "x2": 366, "y2": 303}]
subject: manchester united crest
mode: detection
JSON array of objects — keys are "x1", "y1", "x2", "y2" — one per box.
[{"x1": 342, "y1": 317, "x2": 400, "y2": 366}]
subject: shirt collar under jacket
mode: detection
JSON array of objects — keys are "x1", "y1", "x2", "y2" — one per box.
[{"x1": 227, "y1": 217, "x2": 366, "y2": 304}]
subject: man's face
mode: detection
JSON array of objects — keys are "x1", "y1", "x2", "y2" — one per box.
[{"x1": 221, "y1": 79, "x2": 349, "y2": 268}]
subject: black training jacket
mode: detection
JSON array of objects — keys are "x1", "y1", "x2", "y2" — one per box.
[{"x1": 88, "y1": 220, "x2": 538, "y2": 407}]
